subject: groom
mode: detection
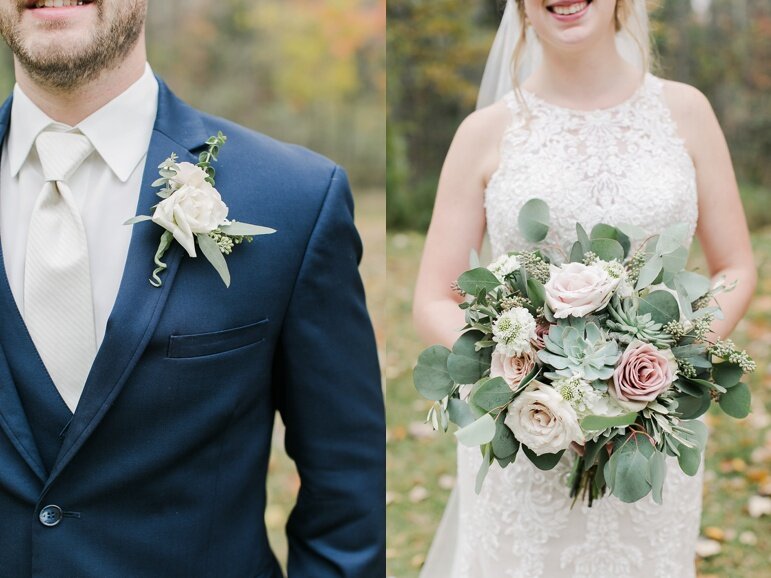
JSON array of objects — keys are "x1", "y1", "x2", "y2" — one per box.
[{"x1": 0, "y1": 1, "x2": 384, "y2": 577}]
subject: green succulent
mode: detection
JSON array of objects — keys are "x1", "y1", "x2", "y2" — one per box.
[
  {"x1": 606, "y1": 296, "x2": 674, "y2": 348},
  {"x1": 537, "y1": 318, "x2": 621, "y2": 383}
]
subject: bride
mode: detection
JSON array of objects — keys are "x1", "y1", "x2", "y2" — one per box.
[{"x1": 412, "y1": 1, "x2": 756, "y2": 577}]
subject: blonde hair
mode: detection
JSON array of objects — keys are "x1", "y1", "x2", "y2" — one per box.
[{"x1": 510, "y1": 0, "x2": 652, "y2": 96}]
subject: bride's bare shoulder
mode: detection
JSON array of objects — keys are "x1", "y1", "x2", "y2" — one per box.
[
  {"x1": 659, "y1": 79, "x2": 717, "y2": 126},
  {"x1": 659, "y1": 78, "x2": 722, "y2": 157},
  {"x1": 447, "y1": 98, "x2": 511, "y2": 182}
]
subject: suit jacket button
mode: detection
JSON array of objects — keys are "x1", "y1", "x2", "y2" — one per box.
[{"x1": 39, "y1": 505, "x2": 63, "y2": 527}]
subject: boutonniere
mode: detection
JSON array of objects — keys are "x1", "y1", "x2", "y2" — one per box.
[{"x1": 125, "y1": 132, "x2": 275, "y2": 287}]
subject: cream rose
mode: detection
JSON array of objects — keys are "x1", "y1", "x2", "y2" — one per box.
[
  {"x1": 152, "y1": 163, "x2": 228, "y2": 257},
  {"x1": 504, "y1": 381, "x2": 584, "y2": 455},
  {"x1": 491, "y1": 348, "x2": 536, "y2": 391},
  {"x1": 612, "y1": 339, "x2": 678, "y2": 404},
  {"x1": 545, "y1": 262, "x2": 620, "y2": 318}
]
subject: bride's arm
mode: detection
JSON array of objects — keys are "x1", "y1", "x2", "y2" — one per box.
[
  {"x1": 412, "y1": 101, "x2": 510, "y2": 348},
  {"x1": 664, "y1": 81, "x2": 757, "y2": 340}
]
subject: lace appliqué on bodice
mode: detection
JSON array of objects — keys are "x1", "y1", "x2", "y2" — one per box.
[
  {"x1": 485, "y1": 73, "x2": 698, "y2": 257},
  {"x1": 421, "y1": 75, "x2": 702, "y2": 578}
]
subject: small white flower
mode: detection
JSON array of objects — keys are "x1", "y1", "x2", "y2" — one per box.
[
  {"x1": 487, "y1": 253, "x2": 521, "y2": 283},
  {"x1": 553, "y1": 375, "x2": 625, "y2": 418},
  {"x1": 152, "y1": 163, "x2": 229, "y2": 257},
  {"x1": 545, "y1": 261, "x2": 621, "y2": 318},
  {"x1": 492, "y1": 307, "x2": 537, "y2": 357},
  {"x1": 504, "y1": 381, "x2": 584, "y2": 455}
]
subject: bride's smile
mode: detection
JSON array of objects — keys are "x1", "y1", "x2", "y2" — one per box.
[{"x1": 546, "y1": 0, "x2": 594, "y2": 21}]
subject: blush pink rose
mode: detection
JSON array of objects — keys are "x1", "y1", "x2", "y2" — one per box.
[
  {"x1": 531, "y1": 321, "x2": 550, "y2": 350},
  {"x1": 491, "y1": 349, "x2": 536, "y2": 391},
  {"x1": 612, "y1": 339, "x2": 677, "y2": 403},
  {"x1": 544, "y1": 262, "x2": 620, "y2": 318}
]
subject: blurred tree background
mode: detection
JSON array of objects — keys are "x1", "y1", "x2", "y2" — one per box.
[
  {"x1": 0, "y1": 0, "x2": 386, "y2": 193},
  {"x1": 387, "y1": 0, "x2": 771, "y2": 231}
]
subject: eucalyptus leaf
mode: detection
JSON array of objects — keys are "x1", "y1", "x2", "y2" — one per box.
[
  {"x1": 635, "y1": 255, "x2": 663, "y2": 290},
  {"x1": 413, "y1": 346, "x2": 453, "y2": 401},
  {"x1": 650, "y1": 451, "x2": 667, "y2": 504},
  {"x1": 523, "y1": 446, "x2": 565, "y2": 471},
  {"x1": 638, "y1": 290, "x2": 679, "y2": 325},
  {"x1": 712, "y1": 362, "x2": 743, "y2": 389},
  {"x1": 492, "y1": 418, "x2": 520, "y2": 459},
  {"x1": 576, "y1": 222, "x2": 591, "y2": 251},
  {"x1": 526, "y1": 278, "x2": 546, "y2": 308},
  {"x1": 590, "y1": 238, "x2": 624, "y2": 262},
  {"x1": 675, "y1": 271, "x2": 711, "y2": 301},
  {"x1": 590, "y1": 224, "x2": 631, "y2": 257},
  {"x1": 447, "y1": 398, "x2": 475, "y2": 427},
  {"x1": 518, "y1": 198, "x2": 550, "y2": 242},
  {"x1": 124, "y1": 215, "x2": 152, "y2": 225},
  {"x1": 674, "y1": 390, "x2": 711, "y2": 420},
  {"x1": 457, "y1": 268, "x2": 501, "y2": 295},
  {"x1": 569, "y1": 241, "x2": 585, "y2": 263},
  {"x1": 605, "y1": 435, "x2": 655, "y2": 502},
  {"x1": 447, "y1": 331, "x2": 492, "y2": 384},
  {"x1": 661, "y1": 246, "x2": 689, "y2": 275},
  {"x1": 470, "y1": 377, "x2": 514, "y2": 413},
  {"x1": 475, "y1": 444, "x2": 493, "y2": 493},
  {"x1": 677, "y1": 444, "x2": 702, "y2": 476},
  {"x1": 196, "y1": 233, "x2": 231, "y2": 287},
  {"x1": 719, "y1": 382, "x2": 751, "y2": 418},
  {"x1": 219, "y1": 222, "x2": 276, "y2": 236},
  {"x1": 455, "y1": 413, "x2": 497, "y2": 447},
  {"x1": 678, "y1": 420, "x2": 708, "y2": 451}
]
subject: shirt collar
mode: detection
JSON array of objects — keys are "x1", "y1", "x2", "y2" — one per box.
[{"x1": 8, "y1": 63, "x2": 159, "y2": 183}]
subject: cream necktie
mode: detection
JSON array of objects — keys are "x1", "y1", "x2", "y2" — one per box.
[{"x1": 24, "y1": 130, "x2": 96, "y2": 413}]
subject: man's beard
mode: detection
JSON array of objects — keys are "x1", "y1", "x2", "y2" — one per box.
[{"x1": 0, "y1": 0, "x2": 146, "y2": 91}]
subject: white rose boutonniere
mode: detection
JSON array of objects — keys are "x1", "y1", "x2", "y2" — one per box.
[{"x1": 126, "y1": 132, "x2": 275, "y2": 287}]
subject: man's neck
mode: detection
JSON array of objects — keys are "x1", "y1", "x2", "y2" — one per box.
[{"x1": 13, "y1": 40, "x2": 148, "y2": 126}]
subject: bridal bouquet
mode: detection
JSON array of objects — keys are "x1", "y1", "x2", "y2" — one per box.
[{"x1": 414, "y1": 199, "x2": 755, "y2": 505}]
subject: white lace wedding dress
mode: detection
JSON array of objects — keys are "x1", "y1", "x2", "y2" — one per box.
[{"x1": 421, "y1": 74, "x2": 703, "y2": 578}]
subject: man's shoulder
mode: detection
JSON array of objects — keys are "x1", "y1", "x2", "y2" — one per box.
[{"x1": 196, "y1": 110, "x2": 339, "y2": 188}]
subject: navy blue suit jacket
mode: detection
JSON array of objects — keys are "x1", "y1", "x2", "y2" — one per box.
[{"x1": 0, "y1": 80, "x2": 385, "y2": 577}]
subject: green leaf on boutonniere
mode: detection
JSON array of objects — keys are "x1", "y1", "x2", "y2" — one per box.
[
  {"x1": 124, "y1": 215, "x2": 153, "y2": 225},
  {"x1": 196, "y1": 232, "x2": 231, "y2": 287},
  {"x1": 150, "y1": 230, "x2": 174, "y2": 288},
  {"x1": 219, "y1": 222, "x2": 277, "y2": 236}
]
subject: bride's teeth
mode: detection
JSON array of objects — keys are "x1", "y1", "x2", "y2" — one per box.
[
  {"x1": 34, "y1": 0, "x2": 87, "y2": 7},
  {"x1": 553, "y1": 2, "x2": 588, "y2": 16}
]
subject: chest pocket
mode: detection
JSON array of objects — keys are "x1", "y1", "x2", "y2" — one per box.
[{"x1": 166, "y1": 318, "x2": 269, "y2": 359}]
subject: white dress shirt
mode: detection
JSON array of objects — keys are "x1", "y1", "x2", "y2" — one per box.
[{"x1": 0, "y1": 63, "x2": 159, "y2": 348}]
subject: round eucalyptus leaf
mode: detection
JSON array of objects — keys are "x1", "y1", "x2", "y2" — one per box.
[
  {"x1": 719, "y1": 382, "x2": 751, "y2": 419},
  {"x1": 518, "y1": 198, "x2": 550, "y2": 242},
  {"x1": 457, "y1": 267, "x2": 500, "y2": 295},
  {"x1": 413, "y1": 345, "x2": 453, "y2": 401},
  {"x1": 492, "y1": 419, "x2": 520, "y2": 459},
  {"x1": 712, "y1": 362, "x2": 743, "y2": 389},
  {"x1": 522, "y1": 446, "x2": 565, "y2": 471},
  {"x1": 676, "y1": 444, "x2": 702, "y2": 476},
  {"x1": 638, "y1": 290, "x2": 680, "y2": 325},
  {"x1": 589, "y1": 238, "x2": 624, "y2": 262},
  {"x1": 447, "y1": 331, "x2": 492, "y2": 384},
  {"x1": 674, "y1": 390, "x2": 711, "y2": 420},
  {"x1": 455, "y1": 413, "x2": 496, "y2": 447}
]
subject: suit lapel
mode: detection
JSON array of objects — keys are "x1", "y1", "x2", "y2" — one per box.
[
  {"x1": 46, "y1": 82, "x2": 209, "y2": 486},
  {"x1": 0, "y1": 95, "x2": 47, "y2": 483}
]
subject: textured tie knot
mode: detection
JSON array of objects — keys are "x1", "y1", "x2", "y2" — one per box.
[{"x1": 35, "y1": 130, "x2": 94, "y2": 183}]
